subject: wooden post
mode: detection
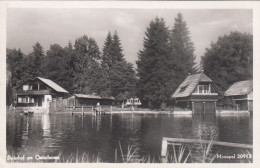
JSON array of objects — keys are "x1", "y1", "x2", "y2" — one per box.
[
  {"x1": 214, "y1": 102, "x2": 217, "y2": 114},
  {"x1": 82, "y1": 106, "x2": 84, "y2": 115},
  {"x1": 161, "y1": 138, "x2": 168, "y2": 157},
  {"x1": 111, "y1": 106, "x2": 112, "y2": 114},
  {"x1": 92, "y1": 106, "x2": 93, "y2": 112},
  {"x1": 203, "y1": 102, "x2": 205, "y2": 115},
  {"x1": 192, "y1": 102, "x2": 194, "y2": 114}
]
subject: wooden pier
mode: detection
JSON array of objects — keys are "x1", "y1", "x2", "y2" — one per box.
[{"x1": 161, "y1": 137, "x2": 253, "y2": 157}]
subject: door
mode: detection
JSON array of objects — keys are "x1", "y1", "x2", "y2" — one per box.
[
  {"x1": 193, "y1": 102, "x2": 204, "y2": 114},
  {"x1": 204, "y1": 102, "x2": 215, "y2": 114},
  {"x1": 193, "y1": 102, "x2": 215, "y2": 115},
  {"x1": 38, "y1": 96, "x2": 43, "y2": 106}
]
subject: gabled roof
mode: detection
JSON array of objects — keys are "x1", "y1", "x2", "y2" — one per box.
[
  {"x1": 37, "y1": 77, "x2": 69, "y2": 93},
  {"x1": 225, "y1": 80, "x2": 253, "y2": 96},
  {"x1": 172, "y1": 73, "x2": 214, "y2": 98},
  {"x1": 74, "y1": 94, "x2": 115, "y2": 100}
]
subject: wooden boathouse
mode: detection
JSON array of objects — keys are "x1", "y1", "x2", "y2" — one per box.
[
  {"x1": 224, "y1": 80, "x2": 253, "y2": 112},
  {"x1": 67, "y1": 94, "x2": 115, "y2": 108},
  {"x1": 172, "y1": 72, "x2": 220, "y2": 115}
]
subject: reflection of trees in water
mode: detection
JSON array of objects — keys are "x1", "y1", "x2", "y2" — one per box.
[
  {"x1": 217, "y1": 115, "x2": 252, "y2": 144},
  {"x1": 192, "y1": 115, "x2": 219, "y2": 141}
]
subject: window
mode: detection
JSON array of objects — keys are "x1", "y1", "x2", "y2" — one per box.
[
  {"x1": 23, "y1": 85, "x2": 29, "y2": 91},
  {"x1": 199, "y1": 85, "x2": 209, "y2": 94},
  {"x1": 180, "y1": 85, "x2": 188, "y2": 92},
  {"x1": 18, "y1": 97, "x2": 22, "y2": 103},
  {"x1": 40, "y1": 84, "x2": 47, "y2": 90},
  {"x1": 32, "y1": 84, "x2": 38, "y2": 90},
  {"x1": 30, "y1": 98, "x2": 35, "y2": 103},
  {"x1": 22, "y1": 97, "x2": 26, "y2": 103}
]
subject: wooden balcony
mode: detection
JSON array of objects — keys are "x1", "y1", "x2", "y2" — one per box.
[
  {"x1": 190, "y1": 93, "x2": 219, "y2": 101},
  {"x1": 16, "y1": 90, "x2": 52, "y2": 95}
]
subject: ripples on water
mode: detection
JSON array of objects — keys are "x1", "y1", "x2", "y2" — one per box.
[{"x1": 6, "y1": 113, "x2": 252, "y2": 162}]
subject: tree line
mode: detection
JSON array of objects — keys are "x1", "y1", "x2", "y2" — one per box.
[{"x1": 7, "y1": 13, "x2": 253, "y2": 108}]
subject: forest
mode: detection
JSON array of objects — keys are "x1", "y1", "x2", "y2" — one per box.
[{"x1": 6, "y1": 13, "x2": 253, "y2": 108}]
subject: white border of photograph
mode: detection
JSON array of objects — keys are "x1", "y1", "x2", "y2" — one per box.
[{"x1": 0, "y1": 1, "x2": 260, "y2": 168}]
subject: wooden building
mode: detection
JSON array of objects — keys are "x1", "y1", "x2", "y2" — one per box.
[
  {"x1": 67, "y1": 94, "x2": 115, "y2": 108},
  {"x1": 172, "y1": 72, "x2": 219, "y2": 114},
  {"x1": 15, "y1": 77, "x2": 69, "y2": 110},
  {"x1": 224, "y1": 80, "x2": 253, "y2": 112},
  {"x1": 124, "y1": 98, "x2": 142, "y2": 107}
]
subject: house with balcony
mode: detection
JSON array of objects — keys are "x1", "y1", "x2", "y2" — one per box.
[
  {"x1": 224, "y1": 80, "x2": 253, "y2": 112},
  {"x1": 124, "y1": 98, "x2": 142, "y2": 108},
  {"x1": 15, "y1": 77, "x2": 69, "y2": 111},
  {"x1": 172, "y1": 72, "x2": 220, "y2": 114}
]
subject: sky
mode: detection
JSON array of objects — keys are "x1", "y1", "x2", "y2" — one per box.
[{"x1": 7, "y1": 8, "x2": 252, "y2": 68}]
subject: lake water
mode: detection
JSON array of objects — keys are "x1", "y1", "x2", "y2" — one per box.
[{"x1": 6, "y1": 113, "x2": 253, "y2": 163}]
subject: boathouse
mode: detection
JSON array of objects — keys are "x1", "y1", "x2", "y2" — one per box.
[
  {"x1": 67, "y1": 94, "x2": 115, "y2": 108},
  {"x1": 172, "y1": 72, "x2": 219, "y2": 114},
  {"x1": 224, "y1": 80, "x2": 253, "y2": 112},
  {"x1": 15, "y1": 77, "x2": 69, "y2": 111}
]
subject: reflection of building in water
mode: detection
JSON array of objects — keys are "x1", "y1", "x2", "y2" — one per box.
[
  {"x1": 91, "y1": 115, "x2": 102, "y2": 132},
  {"x1": 42, "y1": 114, "x2": 50, "y2": 136},
  {"x1": 192, "y1": 115, "x2": 219, "y2": 140}
]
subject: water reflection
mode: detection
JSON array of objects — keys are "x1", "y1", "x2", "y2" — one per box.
[
  {"x1": 7, "y1": 113, "x2": 252, "y2": 162},
  {"x1": 192, "y1": 115, "x2": 219, "y2": 140}
]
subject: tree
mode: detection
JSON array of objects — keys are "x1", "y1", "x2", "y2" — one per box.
[
  {"x1": 44, "y1": 44, "x2": 70, "y2": 92},
  {"x1": 29, "y1": 42, "x2": 45, "y2": 77},
  {"x1": 100, "y1": 31, "x2": 136, "y2": 102},
  {"x1": 6, "y1": 48, "x2": 25, "y2": 105},
  {"x1": 170, "y1": 13, "x2": 197, "y2": 87},
  {"x1": 110, "y1": 61, "x2": 136, "y2": 102},
  {"x1": 136, "y1": 17, "x2": 172, "y2": 108},
  {"x1": 6, "y1": 48, "x2": 24, "y2": 87},
  {"x1": 62, "y1": 41, "x2": 76, "y2": 93},
  {"x1": 112, "y1": 31, "x2": 125, "y2": 63},
  {"x1": 201, "y1": 31, "x2": 253, "y2": 91},
  {"x1": 73, "y1": 35, "x2": 101, "y2": 94}
]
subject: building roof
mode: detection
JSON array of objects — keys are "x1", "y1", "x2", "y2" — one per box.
[
  {"x1": 74, "y1": 94, "x2": 115, "y2": 100},
  {"x1": 37, "y1": 77, "x2": 69, "y2": 93},
  {"x1": 225, "y1": 80, "x2": 253, "y2": 96},
  {"x1": 172, "y1": 73, "x2": 214, "y2": 98}
]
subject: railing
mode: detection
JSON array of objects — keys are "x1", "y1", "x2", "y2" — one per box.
[
  {"x1": 17, "y1": 90, "x2": 52, "y2": 95},
  {"x1": 191, "y1": 93, "x2": 218, "y2": 95},
  {"x1": 161, "y1": 137, "x2": 253, "y2": 157}
]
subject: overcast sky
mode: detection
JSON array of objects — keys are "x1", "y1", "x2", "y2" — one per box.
[{"x1": 7, "y1": 8, "x2": 252, "y2": 67}]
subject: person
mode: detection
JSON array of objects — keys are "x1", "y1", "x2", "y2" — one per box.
[{"x1": 96, "y1": 102, "x2": 101, "y2": 114}]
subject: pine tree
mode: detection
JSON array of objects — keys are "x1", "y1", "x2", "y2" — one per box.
[
  {"x1": 112, "y1": 31, "x2": 125, "y2": 63},
  {"x1": 136, "y1": 17, "x2": 171, "y2": 108},
  {"x1": 100, "y1": 31, "x2": 136, "y2": 102},
  {"x1": 201, "y1": 31, "x2": 253, "y2": 91},
  {"x1": 62, "y1": 41, "x2": 76, "y2": 93},
  {"x1": 170, "y1": 13, "x2": 196, "y2": 87},
  {"x1": 30, "y1": 42, "x2": 45, "y2": 77}
]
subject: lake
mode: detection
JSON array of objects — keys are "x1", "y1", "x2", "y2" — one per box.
[{"x1": 6, "y1": 112, "x2": 253, "y2": 163}]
